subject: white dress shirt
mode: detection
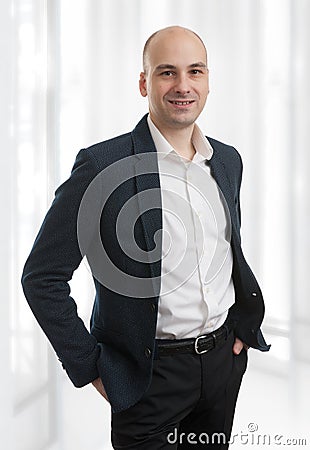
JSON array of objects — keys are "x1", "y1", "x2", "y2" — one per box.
[{"x1": 147, "y1": 115, "x2": 235, "y2": 339}]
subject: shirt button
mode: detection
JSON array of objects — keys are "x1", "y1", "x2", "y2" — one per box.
[
  {"x1": 204, "y1": 286, "x2": 210, "y2": 293},
  {"x1": 144, "y1": 348, "x2": 152, "y2": 358}
]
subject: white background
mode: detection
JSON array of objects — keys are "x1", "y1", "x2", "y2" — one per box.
[{"x1": 1, "y1": 0, "x2": 309, "y2": 449}]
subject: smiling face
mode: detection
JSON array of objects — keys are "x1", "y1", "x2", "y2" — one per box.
[{"x1": 139, "y1": 27, "x2": 210, "y2": 134}]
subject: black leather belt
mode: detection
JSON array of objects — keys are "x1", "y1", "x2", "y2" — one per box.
[{"x1": 155, "y1": 322, "x2": 233, "y2": 357}]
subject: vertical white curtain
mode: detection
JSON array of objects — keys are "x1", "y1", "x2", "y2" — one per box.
[
  {"x1": 2, "y1": 1, "x2": 309, "y2": 449},
  {"x1": 1, "y1": 1, "x2": 62, "y2": 449},
  {"x1": 1, "y1": 1, "x2": 14, "y2": 447}
]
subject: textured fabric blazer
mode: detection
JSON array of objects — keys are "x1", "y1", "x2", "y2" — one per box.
[{"x1": 22, "y1": 114, "x2": 270, "y2": 413}]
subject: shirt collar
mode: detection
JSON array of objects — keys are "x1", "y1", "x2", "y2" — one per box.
[{"x1": 147, "y1": 114, "x2": 213, "y2": 161}]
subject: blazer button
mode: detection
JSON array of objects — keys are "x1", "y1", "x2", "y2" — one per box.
[
  {"x1": 150, "y1": 303, "x2": 156, "y2": 312},
  {"x1": 144, "y1": 347, "x2": 152, "y2": 358},
  {"x1": 251, "y1": 292, "x2": 257, "y2": 297}
]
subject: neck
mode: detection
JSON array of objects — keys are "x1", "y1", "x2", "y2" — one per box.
[{"x1": 151, "y1": 118, "x2": 196, "y2": 160}]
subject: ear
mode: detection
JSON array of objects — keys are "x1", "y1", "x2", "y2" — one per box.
[
  {"x1": 206, "y1": 68, "x2": 210, "y2": 95},
  {"x1": 139, "y1": 72, "x2": 147, "y2": 97}
]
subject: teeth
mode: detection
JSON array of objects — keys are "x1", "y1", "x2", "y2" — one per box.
[{"x1": 172, "y1": 101, "x2": 192, "y2": 105}]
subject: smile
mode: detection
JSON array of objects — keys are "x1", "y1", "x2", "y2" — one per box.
[{"x1": 168, "y1": 100, "x2": 195, "y2": 105}]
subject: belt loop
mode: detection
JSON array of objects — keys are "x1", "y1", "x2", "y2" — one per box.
[
  {"x1": 212, "y1": 332, "x2": 217, "y2": 346},
  {"x1": 223, "y1": 324, "x2": 229, "y2": 340}
]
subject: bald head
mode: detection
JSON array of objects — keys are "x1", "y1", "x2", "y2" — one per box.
[{"x1": 143, "y1": 26, "x2": 208, "y2": 74}]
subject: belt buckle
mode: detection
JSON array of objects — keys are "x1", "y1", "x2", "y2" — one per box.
[
  {"x1": 194, "y1": 334, "x2": 208, "y2": 354},
  {"x1": 194, "y1": 333, "x2": 217, "y2": 354}
]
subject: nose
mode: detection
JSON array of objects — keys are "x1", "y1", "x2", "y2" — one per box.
[{"x1": 174, "y1": 73, "x2": 191, "y2": 95}]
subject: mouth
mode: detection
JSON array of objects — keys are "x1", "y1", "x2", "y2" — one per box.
[{"x1": 168, "y1": 100, "x2": 195, "y2": 107}]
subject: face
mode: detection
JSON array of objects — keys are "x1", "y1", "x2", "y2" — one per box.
[{"x1": 139, "y1": 29, "x2": 209, "y2": 133}]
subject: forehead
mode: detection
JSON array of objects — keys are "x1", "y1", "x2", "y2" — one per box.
[{"x1": 147, "y1": 30, "x2": 207, "y2": 67}]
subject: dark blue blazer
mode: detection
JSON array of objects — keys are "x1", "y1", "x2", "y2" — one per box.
[{"x1": 21, "y1": 114, "x2": 270, "y2": 413}]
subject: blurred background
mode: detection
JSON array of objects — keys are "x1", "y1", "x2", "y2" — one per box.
[{"x1": 1, "y1": 0, "x2": 310, "y2": 449}]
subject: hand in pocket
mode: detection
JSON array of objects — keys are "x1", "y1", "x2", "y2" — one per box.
[{"x1": 92, "y1": 377, "x2": 109, "y2": 402}]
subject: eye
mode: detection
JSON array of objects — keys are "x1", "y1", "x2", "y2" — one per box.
[
  {"x1": 161, "y1": 71, "x2": 175, "y2": 77},
  {"x1": 190, "y1": 69, "x2": 203, "y2": 75}
]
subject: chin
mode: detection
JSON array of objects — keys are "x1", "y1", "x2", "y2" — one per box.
[{"x1": 171, "y1": 116, "x2": 197, "y2": 127}]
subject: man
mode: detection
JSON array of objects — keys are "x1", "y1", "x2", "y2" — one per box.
[{"x1": 22, "y1": 26, "x2": 270, "y2": 449}]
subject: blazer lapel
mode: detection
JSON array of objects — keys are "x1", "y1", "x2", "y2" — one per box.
[
  {"x1": 131, "y1": 116, "x2": 162, "y2": 286},
  {"x1": 208, "y1": 151, "x2": 240, "y2": 245},
  {"x1": 208, "y1": 150, "x2": 253, "y2": 292}
]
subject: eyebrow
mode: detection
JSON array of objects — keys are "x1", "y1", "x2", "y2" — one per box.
[
  {"x1": 154, "y1": 62, "x2": 207, "y2": 72},
  {"x1": 189, "y1": 62, "x2": 208, "y2": 69}
]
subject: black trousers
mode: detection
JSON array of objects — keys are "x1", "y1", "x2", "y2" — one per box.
[{"x1": 111, "y1": 330, "x2": 247, "y2": 449}]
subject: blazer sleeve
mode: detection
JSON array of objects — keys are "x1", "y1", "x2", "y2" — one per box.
[{"x1": 21, "y1": 148, "x2": 102, "y2": 387}]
